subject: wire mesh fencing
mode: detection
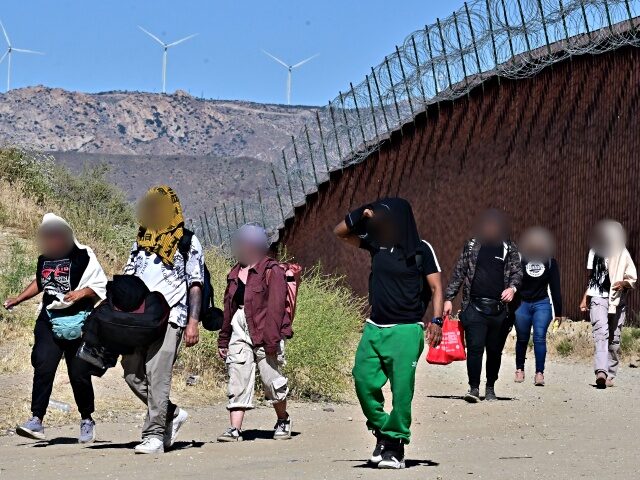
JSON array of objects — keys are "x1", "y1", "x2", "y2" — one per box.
[{"x1": 197, "y1": 0, "x2": 640, "y2": 250}]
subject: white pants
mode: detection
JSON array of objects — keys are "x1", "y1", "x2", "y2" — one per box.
[{"x1": 226, "y1": 308, "x2": 288, "y2": 409}]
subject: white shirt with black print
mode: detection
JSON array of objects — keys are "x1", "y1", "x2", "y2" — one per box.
[
  {"x1": 586, "y1": 249, "x2": 609, "y2": 298},
  {"x1": 124, "y1": 235, "x2": 205, "y2": 327}
]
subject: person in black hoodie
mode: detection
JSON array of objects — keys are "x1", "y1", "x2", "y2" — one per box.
[
  {"x1": 513, "y1": 227, "x2": 562, "y2": 386},
  {"x1": 334, "y1": 198, "x2": 443, "y2": 470}
]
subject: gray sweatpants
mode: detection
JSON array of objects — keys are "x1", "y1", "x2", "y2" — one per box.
[
  {"x1": 589, "y1": 296, "x2": 625, "y2": 378},
  {"x1": 122, "y1": 323, "x2": 183, "y2": 440}
]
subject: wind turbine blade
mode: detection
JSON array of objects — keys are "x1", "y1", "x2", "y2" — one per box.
[
  {"x1": 261, "y1": 49, "x2": 289, "y2": 68},
  {"x1": 138, "y1": 26, "x2": 165, "y2": 46},
  {"x1": 12, "y1": 48, "x2": 44, "y2": 55},
  {"x1": 0, "y1": 50, "x2": 7, "y2": 65},
  {"x1": 166, "y1": 33, "x2": 198, "y2": 48},
  {"x1": 292, "y1": 53, "x2": 319, "y2": 69},
  {"x1": 0, "y1": 20, "x2": 10, "y2": 46}
]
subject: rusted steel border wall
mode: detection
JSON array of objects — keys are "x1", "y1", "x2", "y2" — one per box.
[{"x1": 278, "y1": 46, "x2": 640, "y2": 321}]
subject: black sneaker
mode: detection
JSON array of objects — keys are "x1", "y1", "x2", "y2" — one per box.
[
  {"x1": 369, "y1": 431, "x2": 385, "y2": 465},
  {"x1": 485, "y1": 386, "x2": 498, "y2": 401},
  {"x1": 377, "y1": 440, "x2": 405, "y2": 469},
  {"x1": 464, "y1": 386, "x2": 481, "y2": 403}
]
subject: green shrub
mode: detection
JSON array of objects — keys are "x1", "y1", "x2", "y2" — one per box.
[
  {"x1": 0, "y1": 241, "x2": 35, "y2": 323},
  {"x1": 556, "y1": 338, "x2": 574, "y2": 357},
  {"x1": 621, "y1": 327, "x2": 640, "y2": 356}
]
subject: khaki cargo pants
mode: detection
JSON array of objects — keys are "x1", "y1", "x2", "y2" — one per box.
[{"x1": 226, "y1": 308, "x2": 288, "y2": 410}]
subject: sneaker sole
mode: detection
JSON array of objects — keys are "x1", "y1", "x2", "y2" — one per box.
[
  {"x1": 16, "y1": 427, "x2": 45, "y2": 441},
  {"x1": 369, "y1": 455, "x2": 383, "y2": 465},
  {"x1": 464, "y1": 394, "x2": 480, "y2": 403},
  {"x1": 217, "y1": 436, "x2": 243, "y2": 442},
  {"x1": 378, "y1": 461, "x2": 406, "y2": 469},
  {"x1": 134, "y1": 448, "x2": 164, "y2": 454}
]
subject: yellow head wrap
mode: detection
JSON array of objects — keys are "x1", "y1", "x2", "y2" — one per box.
[{"x1": 136, "y1": 185, "x2": 185, "y2": 266}]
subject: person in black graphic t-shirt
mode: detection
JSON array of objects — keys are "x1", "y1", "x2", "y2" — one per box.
[
  {"x1": 3, "y1": 214, "x2": 107, "y2": 443},
  {"x1": 514, "y1": 227, "x2": 562, "y2": 387},
  {"x1": 444, "y1": 209, "x2": 523, "y2": 403}
]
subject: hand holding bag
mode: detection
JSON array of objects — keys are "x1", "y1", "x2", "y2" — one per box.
[{"x1": 426, "y1": 315, "x2": 467, "y2": 365}]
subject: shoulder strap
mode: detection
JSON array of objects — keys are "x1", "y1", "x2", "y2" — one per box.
[{"x1": 178, "y1": 229, "x2": 194, "y2": 264}]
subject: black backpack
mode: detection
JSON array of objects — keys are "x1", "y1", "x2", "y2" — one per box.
[{"x1": 178, "y1": 229, "x2": 223, "y2": 331}]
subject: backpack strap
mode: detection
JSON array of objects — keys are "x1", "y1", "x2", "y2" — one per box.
[{"x1": 178, "y1": 228, "x2": 194, "y2": 265}]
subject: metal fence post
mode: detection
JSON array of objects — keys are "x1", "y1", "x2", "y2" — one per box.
[
  {"x1": 339, "y1": 91, "x2": 356, "y2": 156},
  {"x1": 365, "y1": 74, "x2": 381, "y2": 139},
  {"x1": 425, "y1": 25, "x2": 441, "y2": 101},
  {"x1": 257, "y1": 188, "x2": 268, "y2": 228},
  {"x1": 315, "y1": 110, "x2": 331, "y2": 174},
  {"x1": 271, "y1": 166, "x2": 286, "y2": 223},
  {"x1": 536, "y1": 0, "x2": 552, "y2": 57},
  {"x1": 465, "y1": 2, "x2": 483, "y2": 76},
  {"x1": 371, "y1": 68, "x2": 391, "y2": 132},
  {"x1": 304, "y1": 124, "x2": 320, "y2": 186},
  {"x1": 436, "y1": 19, "x2": 453, "y2": 91},
  {"x1": 291, "y1": 135, "x2": 307, "y2": 193},
  {"x1": 452, "y1": 11, "x2": 470, "y2": 92},
  {"x1": 395, "y1": 45, "x2": 414, "y2": 115},
  {"x1": 384, "y1": 56, "x2": 402, "y2": 125},
  {"x1": 410, "y1": 35, "x2": 427, "y2": 105},
  {"x1": 350, "y1": 82, "x2": 368, "y2": 145},
  {"x1": 499, "y1": 0, "x2": 516, "y2": 59},
  {"x1": 213, "y1": 206, "x2": 223, "y2": 245},
  {"x1": 579, "y1": 0, "x2": 592, "y2": 39},
  {"x1": 281, "y1": 149, "x2": 296, "y2": 207},
  {"x1": 328, "y1": 101, "x2": 344, "y2": 164}
]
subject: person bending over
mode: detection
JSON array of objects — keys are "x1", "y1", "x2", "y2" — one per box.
[
  {"x1": 334, "y1": 198, "x2": 443, "y2": 470},
  {"x1": 121, "y1": 186, "x2": 204, "y2": 454},
  {"x1": 4, "y1": 213, "x2": 107, "y2": 443},
  {"x1": 444, "y1": 209, "x2": 522, "y2": 403},
  {"x1": 217, "y1": 223, "x2": 291, "y2": 442}
]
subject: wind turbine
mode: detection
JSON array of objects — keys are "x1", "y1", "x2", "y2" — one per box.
[
  {"x1": 0, "y1": 19, "x2": 44, "y2": 92},
  {"x1": 262, "y1": 50, "x2": 318, "y2": 105},
  {"x1": 138, "y1": 26, "x2": 197, "y2": 94}
]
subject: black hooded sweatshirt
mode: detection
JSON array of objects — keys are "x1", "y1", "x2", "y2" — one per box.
[{"x1": 346, "y1": 198, "x2": 440, "y2": 325}]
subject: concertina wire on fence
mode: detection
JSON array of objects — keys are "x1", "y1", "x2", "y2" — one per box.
[{"x1": 196, "y1": 0, "x2": 640, "y2": 251}]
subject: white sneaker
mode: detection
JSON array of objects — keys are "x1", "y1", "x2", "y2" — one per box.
[
  {"x1": 134, "y1": 437, "x2": 164, "y2": 454},
  {"x1": 164, "y1": 408, "x2": 188, "y2": 449}
]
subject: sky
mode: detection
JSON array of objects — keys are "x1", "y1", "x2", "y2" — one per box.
[{"x1": 0, "y1": 1, "x2": 461, "y2": 106}]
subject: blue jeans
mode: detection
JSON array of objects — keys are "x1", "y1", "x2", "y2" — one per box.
[{"x1": 514, "y1": 299, "x2": 553, "y2": 373}]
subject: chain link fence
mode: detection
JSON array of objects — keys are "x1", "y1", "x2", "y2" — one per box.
[{"x1": 197, "y1": 0, "x2": 640, "y2": 250}]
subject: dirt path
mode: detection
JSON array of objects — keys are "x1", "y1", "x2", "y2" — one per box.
[{"x1": 1, "y1": 354, "x2": 638, "y2": 480}]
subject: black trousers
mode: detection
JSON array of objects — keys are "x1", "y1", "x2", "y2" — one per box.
[
  {"x1": 31, "y1": 312, "x2": 95, "y2": 419},
  {"x1": 460, "y1": 305, "x2": 512, "y2": 389}
]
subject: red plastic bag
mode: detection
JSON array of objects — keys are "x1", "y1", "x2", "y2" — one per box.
[{"x1": 426, "y1": 316, "x2": 466, "y2": 365}]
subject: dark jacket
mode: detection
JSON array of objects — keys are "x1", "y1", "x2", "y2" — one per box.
[
  {"x1": 218, "y1": 256, "x2": 288, "y2": 355},
  {"x1": 445, "y1": 238, "x2": 523, "y2": 312}
]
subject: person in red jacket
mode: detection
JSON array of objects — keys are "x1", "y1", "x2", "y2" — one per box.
[{"x1": 217, "y1": 223, "x2": 291, "y2": 442}]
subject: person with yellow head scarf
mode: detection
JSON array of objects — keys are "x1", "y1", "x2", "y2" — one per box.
[{"x1": 121, "y1": 185, "x2": 205, "y2": 454}]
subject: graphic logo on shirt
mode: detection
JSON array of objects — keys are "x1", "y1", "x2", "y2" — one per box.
[
  {"x1": 526, "y1": 261, "x2": 546, "y2": 278},
  {"x1": 41, "y1": 259, "x2": 71, "y2": 295}
]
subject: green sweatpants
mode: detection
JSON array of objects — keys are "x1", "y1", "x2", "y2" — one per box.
[{"x1": 352, "y1": 322, "x2": 424, "y2": 444}]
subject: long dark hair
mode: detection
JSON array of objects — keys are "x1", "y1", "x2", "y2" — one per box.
[{"x1": 588, "y1": 253, "x2": 607, "y2": 290}]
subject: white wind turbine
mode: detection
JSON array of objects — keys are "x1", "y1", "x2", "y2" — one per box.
[
  {"x1": 262, "y1": 50, "x2": 318, "y2": 105},
  {"x1": 0, "y1": 19, "x2": 44, "y2": 92},
  {"x1": 138, "y1": 26, "x2": 198, "y2": 94}
]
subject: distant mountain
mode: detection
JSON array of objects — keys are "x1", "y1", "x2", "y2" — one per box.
[
  {"x1": 0, "y1": 86, "x2": 318, "y2": 217},
  {"x1": 0, "y1": 86, "x2": 317, "y2": 158}
]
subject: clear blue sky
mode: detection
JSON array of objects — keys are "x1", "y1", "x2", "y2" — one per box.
[{"x1": 1, "y1": 1, "x2": 460, "y2": 105}]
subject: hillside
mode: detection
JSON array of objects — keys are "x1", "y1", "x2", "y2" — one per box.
[{"x1": 0, "y1": 86, "x2": 316, "y2": 159}]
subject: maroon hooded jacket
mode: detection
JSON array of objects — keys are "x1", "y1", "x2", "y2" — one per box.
[{"x1": 218, "y1": 256, "x2": 289, "y2": 355}]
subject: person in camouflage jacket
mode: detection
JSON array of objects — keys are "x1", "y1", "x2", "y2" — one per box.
[
  {"x1": 444, "y1": 237, "x2": 523, "y2": 313},
  {"x1": 443, "y1": 209, "x2": 523, "y2": 403}
]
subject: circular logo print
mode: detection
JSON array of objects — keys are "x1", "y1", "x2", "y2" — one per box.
[{"x1": 526, "y1": 261, "x2": 546, "y2": 278}]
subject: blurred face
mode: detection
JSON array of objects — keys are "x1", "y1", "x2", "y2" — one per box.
[
  {"x1": 38, "y1": 227, "x2": 73, "y2": 258},
  {"x1": 520, "y1": 227, "x2": 555, "y2": 261},
  {"x1": 233, "y1": 239, "x2": 264, "y2": 266},
  {"x1": 591, "y1": 220, "x2": 625, "y2": 257},
  {"x1": 367, "y1": 212, "x2": 397, "y2": 248},
  {"x1": 137, "y1": 193, "x2": 173, "y2": 230}
]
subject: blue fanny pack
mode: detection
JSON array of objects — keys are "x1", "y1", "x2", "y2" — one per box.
[{"x1": 47, "y1": 309, "x2": 90, "y2": 340}]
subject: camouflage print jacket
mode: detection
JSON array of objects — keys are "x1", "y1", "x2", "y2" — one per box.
[{"x1": 445, "y1": 238, "x2": 523, "y2": 312}]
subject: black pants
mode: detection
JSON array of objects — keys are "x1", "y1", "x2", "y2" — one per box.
[
  {"x1": 460, "y1": 305, "x2": 512, "y2": 389},
  {"x1": 31, "y1": 312, "x2": 95, "y2": 419}
]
